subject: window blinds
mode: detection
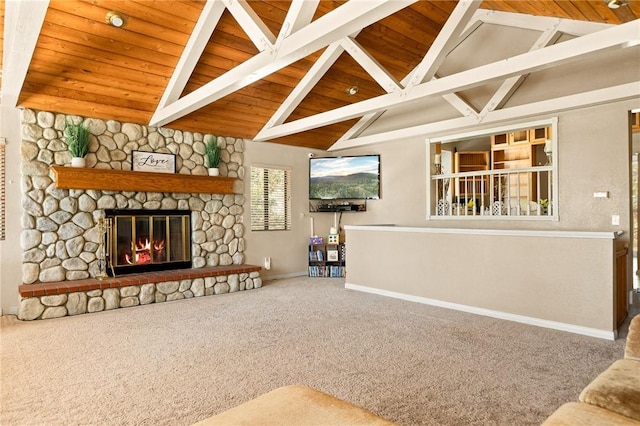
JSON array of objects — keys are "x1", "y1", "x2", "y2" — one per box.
[{"x1": 250, "y1": 166, "x2": 291, "y2": 231}]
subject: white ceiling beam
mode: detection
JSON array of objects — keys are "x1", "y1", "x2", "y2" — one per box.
[
  {"x1": 264, "y1": 28, "x2": 401, "y2": 141},
  {"x1": 261, "y1": 29, "x2": 362, "y2": 132},
  {"x1": 262, "y1": 41, "x2": 346, "y2": 128},
  {"x1": 441, "y1": 90, "x2": 479, "y2": 117},
  {"x1": 150, "y1": 0, "x2": 416, "y2": 128},
  {"x1": 337, "y1": 111, "x2": 383, "y2": 142},
  {"x1": 276, "y1": 0, "x2": 318, "y2": 45},
  {"x1": 340, "y1": 37, "x2": 401, "y2": 93},
  {"x1": 275, "y1": 0, "x2": 417, "y2": 60},
  {"x1": 222, "y1": 0, "x2": 276, "y2": 52},
  {"x1": 157, "y1": 0, "x2": 225, "y2": 109},
  {"x1": 1, "y1": 0, "x2": 49, "y2": 107},
  {"x1": 480, "y1": 26, "x2": 562, "y2": 117},
  {"x1": 151, "y1": 53, "x2": 273, "y2": 127},
  {"x1": 406, "y1": 0, "x2": 481, "y2": 87},
  {"x1": 444, "y1": 14, "x2": 562, "y2": 120},
  {"x1": 328, "y1": 82, "x2": 640, "y2": 151},
  {"x1": 447, "y1": 18, "x2": 485, "y2": 61},
  {"x1": 339, "y1": 0, "x2": 481, "y2": 143},
  {"x1": 408, "y1": 0, "x2": 481, "y2": 118},
  {"x1": 255, "y1": 20, "x2": 640, "y2": 141},
  {"x1": 473, "y1": 9, "x2": 613, "y2": 36}
]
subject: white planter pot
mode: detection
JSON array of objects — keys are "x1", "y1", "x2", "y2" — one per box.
[
  {"x1": 71, "y1": 157, "x2": 86, "y2": 168},
  {"x1": 208, "y1": 168, "x2": 220, "y2": 176}
]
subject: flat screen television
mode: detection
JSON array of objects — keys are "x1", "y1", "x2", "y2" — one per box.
[{"x1": 309, "y1": 155, "x2": 380, "y2": 200}]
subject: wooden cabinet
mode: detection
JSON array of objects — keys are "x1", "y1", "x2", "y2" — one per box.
[
  {"x1": 491, "y1": 130, "x2": 531, "y2": 148},
  {"x1": 490, "y1": 127, "x2": 551, "y2": 166},
  {"x1": 511, "y1": 129, "x2": 529, "y2": 144},
  {"x1": 529, "y1": 126, "x2": 552, "y2": 145},
  {"x1": 491, "y1": 133, "x2": 508, "y2": 148},
  {"x1": 454, "y1": 151, "x2": 489, "y2": 197},
  {"x1": 615, "y1": 242, "x2": 629, "y2": 327},
  {"x1": 490, "y1": 127, "x2": 550, "y2": 202},
  {"x1": 454, "y1": 151, "x2": 489, "y2": 173},
  {"x1": 492, "y1": 145, "x2": 533, "y2": 170},
  {"x1": 633, "y1": 112, "x2": 640, "y2": 133},
  {"x1": 308, "y1": 244, "x2": 346, "y2": 277}
]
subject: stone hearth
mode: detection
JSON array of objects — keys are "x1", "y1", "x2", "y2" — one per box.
[{"x1": 18, "y1": 265, "x2": 261, "y2": 320}]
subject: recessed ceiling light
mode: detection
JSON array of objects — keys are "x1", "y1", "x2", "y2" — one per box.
[
  {"x1": 105, "y1": 11, "x2": 126, "y2": 28},
  {"x1": 346, "y1": 86, "x2": 359, "y2": 96}
]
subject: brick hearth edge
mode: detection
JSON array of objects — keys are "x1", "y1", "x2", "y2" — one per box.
[{"x1": 19, "y1": 265, "x2": 262, "y2": 297}]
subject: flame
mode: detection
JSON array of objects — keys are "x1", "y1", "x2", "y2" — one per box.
[
  {"x1": 124, "y1": 238, "x2": 165, "y2": 265},
  {"x1": 154, "y1": 239, "x2": 165, "y2": 252}
]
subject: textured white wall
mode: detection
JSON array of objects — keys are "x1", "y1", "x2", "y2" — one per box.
[
  {"x1": 341, "y1": 100, "x2": 638, "y2": 236},
  {"x1": 241, "y1": 141, "x2": 336, "y2": 280},
  {"x1": 0, "y1": 106, "x2": 24, "y2": 314},
  {"x1": 345, "y1": 226, "x2": 616, "y2": 337}
]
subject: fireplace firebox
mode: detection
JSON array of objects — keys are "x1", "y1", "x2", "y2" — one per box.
[{"x1": 104, "y1": 209, "x2": 191, "y2": 276}]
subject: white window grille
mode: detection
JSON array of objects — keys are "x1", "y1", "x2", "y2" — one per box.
[{"x1": 432, "y1": 166, "x2": 553, "y2": 217}]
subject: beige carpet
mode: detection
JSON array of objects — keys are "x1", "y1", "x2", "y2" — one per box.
[{"x1": 0, "y1": 277, "x2": 633, "y2": 426}]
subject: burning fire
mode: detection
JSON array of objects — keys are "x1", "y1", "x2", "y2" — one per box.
[{"x1": 125, "y1": 238, "x2": 165, "y2": 264}]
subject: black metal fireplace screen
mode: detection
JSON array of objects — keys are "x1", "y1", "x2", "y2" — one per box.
[{"x1": 104, "y1": 209, "x2": 191, "y2": 276}]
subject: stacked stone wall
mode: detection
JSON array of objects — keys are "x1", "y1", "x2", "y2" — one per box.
[{"x1": 20, "y1": 109, "x2": 247, "y2": 284}]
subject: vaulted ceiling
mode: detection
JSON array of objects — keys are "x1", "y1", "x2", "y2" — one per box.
[{"x1": 1, "y1": 1, "x2": 639, "y2": 151}]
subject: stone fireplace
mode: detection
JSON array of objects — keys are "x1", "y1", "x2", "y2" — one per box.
[
  {"x1": 105, "y1": 209, "x2": 192, "y2": 276},
  {"x1": 18, "y1": 109, "x2": 261, "y2": 321},
  {"x1": 20, "y1": 108, "x2": 247, "y2": 284}
]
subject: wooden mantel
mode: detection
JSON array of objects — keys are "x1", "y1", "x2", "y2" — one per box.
[{"x1": 51, "y1": 166, "x2": 236, "y2": 194}]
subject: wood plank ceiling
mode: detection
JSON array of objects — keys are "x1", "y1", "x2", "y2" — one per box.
[{"x1": 2, "y1": 0, "x2": 639, "y2": 150}]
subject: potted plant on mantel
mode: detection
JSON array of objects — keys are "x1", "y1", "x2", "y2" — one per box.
[
  {"x1": 205, "y1": 135, "x2": 222, "y2": 176},
  {"x1": 64, "y1": 119, "x2": 90, "y2": 168}
]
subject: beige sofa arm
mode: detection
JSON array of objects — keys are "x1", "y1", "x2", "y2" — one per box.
[
  {"x1": 626, "y1": 315, "x2": 640, "y2": 361},
  {"x1": 191, "y1": 385, "x2": 397, "y2": 426}
]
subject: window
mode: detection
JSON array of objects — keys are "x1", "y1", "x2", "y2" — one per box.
[
  {"x1": 427, "y1": 118, "x2": 558, "y2": 220},
  {"x1": 251, "y1": 165, "x2": 291, "y2": 231}
]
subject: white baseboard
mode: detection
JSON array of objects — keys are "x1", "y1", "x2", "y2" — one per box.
[
  {"x1": 0, "y1": 306, "x2": 18, "y2": 316},
  {"x1": 345, "y1": 283, "x2": 616, "y2": 341},
  {"x1": 263, "y1": 271, "x2": 308, "y2": 281}
]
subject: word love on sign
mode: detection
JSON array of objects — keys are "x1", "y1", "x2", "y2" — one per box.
[{"x1": 132, "y1": 151, "x2": 176, "y2": 174}]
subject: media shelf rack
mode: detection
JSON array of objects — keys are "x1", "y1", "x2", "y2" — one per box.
[{"x1": 308, "y1": 243, "x2": 346, "y2": 278}]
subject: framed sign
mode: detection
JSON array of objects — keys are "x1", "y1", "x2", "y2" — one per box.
[
  {"x1": 327, "y1": 249, "x2": 339, "y2": 261},
  {"x1": 132, "y1": 151, "x2": 176, "y2": 174}
]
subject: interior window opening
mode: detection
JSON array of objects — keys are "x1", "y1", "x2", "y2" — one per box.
[{"x1": 428, "y1": 119, "x2": 558, "y2": 220}]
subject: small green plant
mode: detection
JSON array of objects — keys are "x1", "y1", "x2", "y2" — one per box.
[
  {"x1": 205, "y1": 136, "x2": 221, "y2": 168},
  {"x1": 64, "y1": 119, "x2": 90, "y2": 158}
]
